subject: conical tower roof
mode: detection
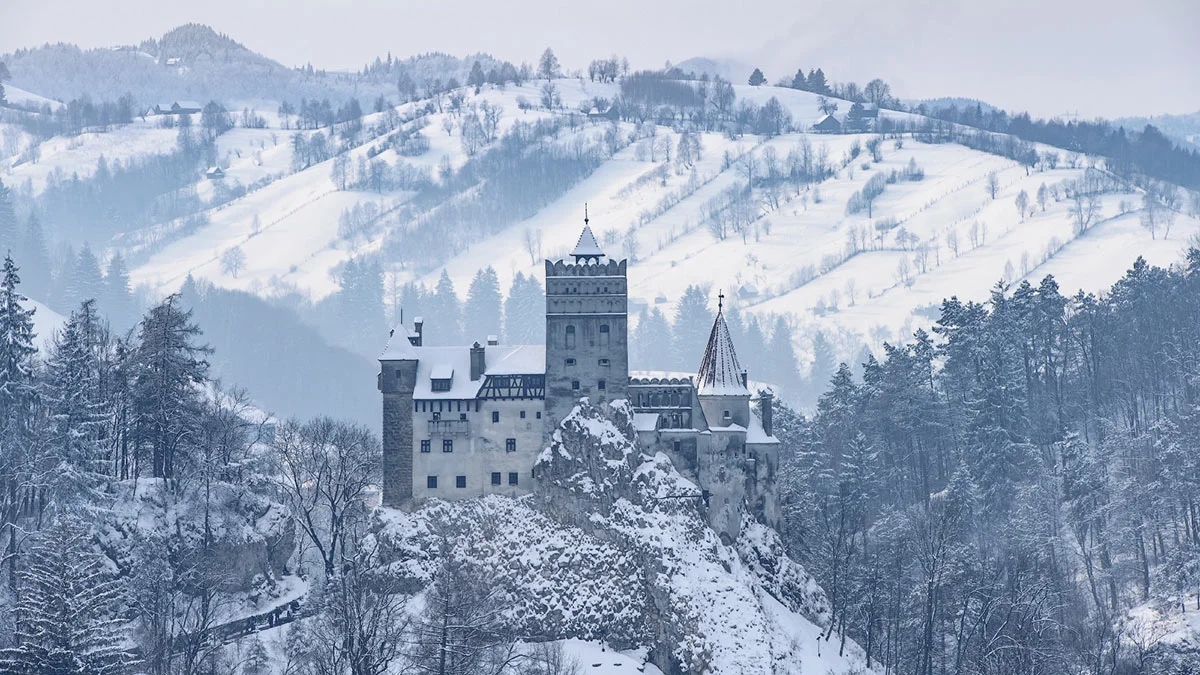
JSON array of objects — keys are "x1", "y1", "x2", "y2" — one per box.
[
  {"x1": 697, "y1": 294, "x2": 749, "y2": 396},
  {"x1": 571, "y1": 204, "x2": 605, "y2": 261}
]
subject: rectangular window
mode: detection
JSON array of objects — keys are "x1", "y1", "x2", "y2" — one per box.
[
  {"x1": 598, "y1": 379, "x2": 606, "y2": 391},
  {"x1": 459, "y1": 413, "x2": 467, "y2": 420},
  {"x1": 599, "y1": 324, "x2": 610, "y2": 346},
  {"x1": 723, "y1": 410, "x2": 731, "y2": 420},
  {"x1": 426, "y1": 476, "x2": 437, "y2": 489},
  {"x1": 572, "y1": 380, "x2": 580, "y2": 390},
  {"x1": 599, "y1": 358, "x2": 610, "y2": 367},
  {"x1": 443, "y1": 439, "x2": 453, "y2": 453},
  {"x1": 536, "y1": 411, "x2": 542, "y2": 419},
  {"x1": 420, "y1": 440, "x2": 431, "y2": 453},
  {"x1": 492, "y1": 411, "x2": 500, "y2": 423},
  {"x1": 491, "y1": 472, "x2": 501, "y2": 485},
  {"x1": 455, "y1": 475, "x2": 466, "y2": 489},
  {"x1": 565, "y1": 358, "x2": 576, "y2": 366},
  {"x1": 508, "y1": 472, "x2": 519, "y2": 486},
  {"x1": 506, "y1": 438, "x2": 516, "y2": 453},
  {"x1": 520, "y1": 410, "x2": 526, "y2": 419},
  {"x1": 673, "y1": 440, "x2": 681, "y2": 453},
  {"x1": 432, "y1": 412, "x2": 441, "y2": 421}
]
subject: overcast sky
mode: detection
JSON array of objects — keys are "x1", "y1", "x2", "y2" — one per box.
[{"x1": 2, "y1": 0, "x2": 1197, "y2": 118}]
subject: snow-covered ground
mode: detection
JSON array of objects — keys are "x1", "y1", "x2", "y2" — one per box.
[{"x1": 10, "y1": 77, "x2": 1194, "y2": 369}]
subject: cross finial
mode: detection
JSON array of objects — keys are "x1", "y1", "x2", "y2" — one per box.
[
  {"x1": 718, "y1": 289, "x2": 724, "y2": 312},
  {"x1": 584, "y1": 203, "x2": 589, "y2": 226}
]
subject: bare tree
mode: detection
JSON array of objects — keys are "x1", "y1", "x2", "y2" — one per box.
[
  {"x1": 1015, "y1": 189, "x2": 1030, "y2": 221},
  {"x1": 537, "y1": 48, "x2": 560, "y2": 82},
  {"x1": 1071, "y1": 189, "x2": 1102, "y2": 236},
  {"x1": 985, "y1": 171, "x2": 1000, "y2": 199},
  {"x1": 946, "y1": 229, "x2": 960, "y2": 258},
  {"x1": 523, "y1": 227, "x2": 543, "y2": 264},
  {"x1": 220, "y1": 246, "x2": 246, "y2": 278},
  {"x1": 272, "y1": 418, "x2": 380, "y2": 579}
]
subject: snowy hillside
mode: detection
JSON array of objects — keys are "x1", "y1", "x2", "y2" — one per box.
[{"x1": 7, "y1": 75, "x2": 1197, "y2": 375}]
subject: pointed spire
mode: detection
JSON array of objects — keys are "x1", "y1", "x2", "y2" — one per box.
[
  {"x1": 697, "y1": 296, "x2": 749, "y2": 396},
  {"x1": 571, "y1": 206, "x2": 605, "y2": 262}
]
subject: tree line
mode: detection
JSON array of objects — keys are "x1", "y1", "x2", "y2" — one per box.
[{"x1": 776, "y1": 255, "x2": 1200, "y2": 674}]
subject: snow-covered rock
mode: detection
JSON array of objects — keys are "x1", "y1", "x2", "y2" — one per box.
[{"x1": 373, "y1": 398, "x2": 870, "y2": 674}]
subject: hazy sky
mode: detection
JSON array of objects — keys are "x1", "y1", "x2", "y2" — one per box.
[{"x1": 3, "y1": 0, "x2": 1197, "y2": 118}]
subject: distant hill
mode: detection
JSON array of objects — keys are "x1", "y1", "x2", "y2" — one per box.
[
  {"x1": 907, "y1": 97, "x2": 1002, "y2": 115},
  {"x1": 1114, "y1": 111, "x2": 1200, "y2": 152},
  {"x1": 1, "y1": 23, "x2": 499, "y2": 109}
]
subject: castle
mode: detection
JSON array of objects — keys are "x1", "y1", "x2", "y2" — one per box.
[{"x1": 379, "y1": 221, "x2": 779, "y2": 540}]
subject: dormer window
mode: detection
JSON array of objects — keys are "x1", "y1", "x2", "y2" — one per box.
[{"x1": 430, "y1": 364, "x2": 453, "y2": 392}]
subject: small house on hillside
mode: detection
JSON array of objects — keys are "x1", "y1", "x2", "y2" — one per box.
[
  {"x1": 811, "y1": 114, "x2": 842, "y2": 134},
  {"x1": 147, "y1": 101, "x2": 203, "y2": 116},
  {"x1": 205, "y1": 166, "x2": 225, "y2": 180}
]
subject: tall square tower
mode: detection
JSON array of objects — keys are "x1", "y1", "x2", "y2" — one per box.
[{"x1": 544, "y1": 222, "x2": 629, "y2": 428}]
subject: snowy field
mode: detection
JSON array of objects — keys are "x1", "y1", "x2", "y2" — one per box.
[{"x1": 8, "y1": 77, "x2": 1194, "y2": 368}]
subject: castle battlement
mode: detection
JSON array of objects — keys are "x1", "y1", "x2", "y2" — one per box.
[{"x1": 544, "y1": 258, "x2": 627, "y2": 277}]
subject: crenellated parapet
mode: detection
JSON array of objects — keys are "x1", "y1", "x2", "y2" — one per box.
[{"x1": 545, "y1": 258, "x2": 627, "y2": 277}]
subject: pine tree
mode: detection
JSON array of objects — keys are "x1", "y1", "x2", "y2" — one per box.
[
  {"x1": 767, "y1": 316, "x2": 801, "y2": 391},
  {"x1": 132, "y1": 294, "x2": 211, "y2": 480},
  {"x1": 632, "y1": 307, "x2": 673, "y2": 370},
  {"x1": 69, "y1": 244, "x2": 105, "y2": 311},
  {"x1": 428, "y1": 270, "x2": 462, "y2": 346},
  {"x1": 672, "y1": 285, "x2": 713, "y2": 370},
  {"x1": 0, "y1": 519, "x2": 136, "y2": 674},
  {"x1": 104, "y1": 252, "x2": 132, "y2": 329},
  {"x1": 0, "y1": 254, "x2": 38, "y2": 589},
  {"x1": 18, "y1": 215, "x2": 50, "y2": 301},
  {"x1": 808, "y1": 68, "x2": 829, "y2": 95},
  {"x1": 464, "y1": 266, "x2": 502, "y2": 344},
  {"x1": 748, "y1": 68, "x2": 767, "y2": 87},
  {"x1": 43, "y1": 299, "x2": 112, "y2": 501},
  {"x1": 808, "y1": 331, "x2": 837, "y2": 395},
  {"x1": 503, "y1": 272, "x2": 544, "y2": 345},
  {"x1": 790, "y1": 68, "x2": 808, "y2": 90},
  {"x1": 0, "y1": 179, "x2": 17, "y2": 252}
]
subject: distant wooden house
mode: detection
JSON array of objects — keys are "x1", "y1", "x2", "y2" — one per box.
[
  {"x1": 811, "y1": 114, "x2": 842, "y2": 134},
  {"x1": 738, "y1": 284, "x2": 759, "y2": 299},
  {"x1": 147, "y1": 101, "x2": 203, "y2": 116},
  {"x1": 205, "y1": 166, "x2": 225, "y2": 180}
]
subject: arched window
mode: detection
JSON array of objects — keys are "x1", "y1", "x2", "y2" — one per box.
[
  {"x1": 599, "y1": 323, "x2": 610, "y2": 346},
  {"x1": 565, "y1": 325, "x2": 576, "y2": 349}
]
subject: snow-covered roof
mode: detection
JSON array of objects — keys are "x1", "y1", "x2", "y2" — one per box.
[
  {"x1": 633, "y1": 412, "x2": 660, "y2": 432},
  {"x1": 747, "y1": 413, "x2": 779, "y2": 445},
  {"x1": 571, "y1": 225, "x2": 605, "y2": 259},
  {"x1": 696, "y1": 304, "x2": 749, "y2": 397},
  {"x1": 379, "y1": 326, "x2": 418, "y2": 360},
  {"x1": 409, "y1": 344, "x2": 546, "y2": 399}
]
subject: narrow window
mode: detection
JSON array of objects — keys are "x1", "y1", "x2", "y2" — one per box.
[
  {"x1": 459, "y1": 412, "x2": 467, "y2": 420},
  {"x1": 572, "y1": 380, "x2": 580, "y2": 390},
  {"x1": 506, "y1": 438, "x2": 517, "y2": 453},
  {"x1": 432, "y1": 412, "x2": 441, "y2": 421},
  {"x1": 520, "y1": 410, "x2": 526, "y2": 419},
  {"x1": 420, "y1": 440, "x2": 431, "y2": 453},
  {"x1": 455, "y1": 475, "x2": 466, "y2": 489},
  {"x1": 426, "y1": 476, "x2": 437, "y2": 489},
  {"x1": 598, "y1": 379, "x2": 606, "y2": 391},
  {"x1": 673, "y1": 440, "x2": 681, "y2": 453},
  {"x1": 536, "y1": 411, "x2": 542, "y2": 419},
  {"x1": 492, "y1": 411, "x2": 499, "y2": 423},
  {"x1": 723, "y1": 410, "x2": 731, "y2": 420},
  {"x1": 491, "y1": 472, "x2": 501, "y2": 485},
  {"x1": 565, "y1": 325, "x2": 576, "y2": 349},
  {"x1": 508, "y1": 472, "x2": 519, "y2": 486},
  {"x1": 443, "y1": 439, "x2": 453, "y2": 453},
  {"x1": 599, "y1": 324, "x2": 610, "y2": 346}
]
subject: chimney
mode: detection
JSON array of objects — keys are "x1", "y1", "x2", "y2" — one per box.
[
  {"x1": 412, "y1": 317, "x2": 424, "y2": 347},
  {"x1": 759, "y1": 391, "x2": 774, "y2": 437},
  {"x1": 487, "y1": 334, "x2": 499, "y2": 346},
  {"x1": 470, "y1": 341, "x2": 486, "y2": 381},
  {"x1": 741, "y1": 371, "x2": 749, "y2": 388}
]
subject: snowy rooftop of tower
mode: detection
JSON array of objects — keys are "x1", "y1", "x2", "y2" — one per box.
[
  {"x1": 571, "y1": 225, "x2": 605, "y2": 259},
  {"x1": 696, "y1": 298, "x2": 750, "y2": 397}
]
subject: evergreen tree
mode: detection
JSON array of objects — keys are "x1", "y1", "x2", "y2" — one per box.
[
  {"x1": 68, "y1": 244, "x2": 105, "y2": 311},
  {"x1": 672, "y1": 286, "x2": 713, "y2": 370},
  {"x1": 748, "y1": 68, "x2": 767, "y2": 87},
  {"x1": 132, "y1": 294, "x2": 211, "y2": 480},
  {"x1": 790, "y1": 68, "x2": 808, "y2": 90},
  {"x1": 104, "y1": 252, "x2": 132, "y2": 329},
  {"x1": 808, "y1": 68, "x2": 829, "y2": 95},
  {"x1": 19, "y1": 215, "x2": 50, "y2": 301},
  {"x1": 766, "y1": 316, "x2": 801, "y2": 391},
  {"x1": 632, "y1": 307, "x2": 672, "y2": 370},
  {"x1": 463, "y1": 266, "x2": 502, "y2": 344},
  {"x1": 43, "y1": 299, "x2": 112, "y2": 501},
  {"x1": 808, "y1": 331, "x2": 837, "y2": 397},
  {"x1": 0, "y1": 519, "x2": 135, "y2": 675},
  {"x1": 467, "y1": 61, "x2": 486, "y2": 90},
  {"x1": 0, "y1": 254, "x2": 38, "y2": 588},
  {"x1": 428, "y1": 270, "x2": 462, "y2": 346},
  {"x1": 503, "y1": 272, "x2": 544, "y2": 345},
  {"x1": 0, "y1": 179, "x2": 16, "y2": 252}
]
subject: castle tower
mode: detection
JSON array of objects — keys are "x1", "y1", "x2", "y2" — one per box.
[
  {"x1": 544, "y1": 212, "x2": 629, "y2": 428},
  {"x1": 379, "y1": 327, "x2": 419, "y2": 506},
  {"x1": 696, "y1": 293, "x2": 751, "y2": 429}
]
